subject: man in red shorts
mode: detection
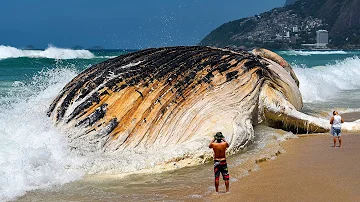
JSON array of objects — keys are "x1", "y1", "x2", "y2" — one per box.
[{"x1": 209, "y1": 132, "x2": 230, "y2": 192}]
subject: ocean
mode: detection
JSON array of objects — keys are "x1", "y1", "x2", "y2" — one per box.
[{"x1": 1, "y1": 45, "x2": 360, "y2": 201}]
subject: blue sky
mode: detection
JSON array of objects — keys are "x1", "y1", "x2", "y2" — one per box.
[{"x1": 0, "y1": 0, "x2": 285, "y2": 49}]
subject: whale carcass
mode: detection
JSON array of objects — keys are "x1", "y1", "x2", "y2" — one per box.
[{"x1": 47, "y1": 46, "x2": 359, "y2": 171}]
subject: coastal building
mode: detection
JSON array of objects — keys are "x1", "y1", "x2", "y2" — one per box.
[
  {"x1": 292, "y1": 26, "x2": 299, "y2": 32},
  {"x1": 316, "y1": 30, "x2": 328, "y2": 48},
  {"x1": 285, "y1": 31, "x2": 290, "y2": 38}
]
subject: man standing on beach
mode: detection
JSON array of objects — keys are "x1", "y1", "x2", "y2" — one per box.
[
  {"x1": 209, "y1": 132, "x2": 230, "y2": 192},
  {"x1": 330, "y1": 111, "x2": 344, "y2": 147}
]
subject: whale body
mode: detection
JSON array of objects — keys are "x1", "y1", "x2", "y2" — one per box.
[{"x1": 47, "y1": 46, "x2": 359, "y2": 171}]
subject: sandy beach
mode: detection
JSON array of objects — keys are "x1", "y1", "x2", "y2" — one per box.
[
  {"x1": 14, "y1": 113, "x2": 360, "y2": 202},
  {"x1": 207, "y1": 133, "x2": 360, "y2": 202},
  {"x1": 15, "y1": 133, "x2": 360, "y2": 202}
]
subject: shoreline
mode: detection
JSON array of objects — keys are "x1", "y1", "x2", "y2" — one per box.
[
  {"x1": 15, "y1": 126, "x2": 291, "y2": 202},
  {"x1": 14, "y1": 133, "x2": 360, "y2": 202},
  {"x1": 15, "y1": 120, "x2": 360, "y2": 201},
  {"x1": 207, "y1": 133, "x2": 360, "y2": 201}
]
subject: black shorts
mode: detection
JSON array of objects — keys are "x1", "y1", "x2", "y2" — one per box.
[{"x1": 214, "y1": 160, "x2": 229, "y2": 180}]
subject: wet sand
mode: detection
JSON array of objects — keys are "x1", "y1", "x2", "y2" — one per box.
[
  {"x1": 15, "y1": 134, "x2": 360, "y2": 202},
  {"x1": 207, "y1": 133, "x2": 360, "y2": 202},
  {"x1": 15, "y1": 116, "x2": 360, "y2": 202}
]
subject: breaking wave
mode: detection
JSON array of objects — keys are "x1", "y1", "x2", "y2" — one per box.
[
  {"x1": 279, "y1": 50, "x2": 348, "y2": 56},
  {"x1": 0, "y1": 45, "x2": 95, "y2": 60},
  {"x1": 293, "y1": 56, "x2": 360, "y2": 102},
  {"x1": 0, "y1": 67, "x2": 85, "y2": 201}
]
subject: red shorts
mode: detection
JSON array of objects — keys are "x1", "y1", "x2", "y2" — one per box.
[{"x1": 214, "y1": 160, "x2": 229, "y2": 180}]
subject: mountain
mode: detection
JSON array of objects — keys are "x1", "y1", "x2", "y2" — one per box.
[
  {"x1": 285, "y1": 0, "x2": 298, "y2": 6},
  {"x1": 200, "y1": 0, "x2": 360, "y2": 49},
  {"x1": 72, "y1": 45, "x2": 84, "y2": 50},
  {"x1": 24, "y1": 45, "x2": 35, "y2": 50}
]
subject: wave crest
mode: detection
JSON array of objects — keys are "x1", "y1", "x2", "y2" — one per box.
[
  {"x1": 279, "y1": 50, "x2": 348, "y2": 56},
  {"x1": 0, "y1": 45, "x2": 95, "y2": 60},
  {"x1": 294, "y1": 56, "x2": 360, "y2": 102},
  {"x1": 0, "y1": 67, "x2": 85, "y2": 201}
]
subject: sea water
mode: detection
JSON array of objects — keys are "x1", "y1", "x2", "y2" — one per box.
[
  {"x1": 0, "y1": 46, "x2": 128, "y2": 201},
  {"x1": 281, "y1": 50, "x2": 360, "y2": 112},
  {"x1": 1, "y1": 46, "x2": 360, "y2": 201}
]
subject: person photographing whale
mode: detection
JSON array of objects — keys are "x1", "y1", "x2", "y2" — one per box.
[{"x1": 209, "y1": 132, "x2": 230, "y2": 192}]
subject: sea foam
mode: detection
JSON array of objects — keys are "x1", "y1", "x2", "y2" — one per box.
[
  {"x1": 279, "y1": 50, "x2": 348, "y2": 56},
  {"x1": 0, "y1": 45, "x2": 95, "y2": 60},
  {"x1": 0, "y1": 67, "x2": 85, "y2": 201},
  {"x1": 293, "y1": 56, "x2": 360, "y2": 102}
]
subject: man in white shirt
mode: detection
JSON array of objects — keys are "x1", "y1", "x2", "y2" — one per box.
[{"x1": 330, "y1": 111, "x2": 344, "y2": 147}]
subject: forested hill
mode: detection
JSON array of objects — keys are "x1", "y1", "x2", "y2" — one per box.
[{"x1": 200, "y1": 0, "x2": 360, "y2": 49}]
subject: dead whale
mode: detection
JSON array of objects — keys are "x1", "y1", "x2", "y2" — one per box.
[{"x1": 47, "y1": 46, "x2": 360, "y2": 170}]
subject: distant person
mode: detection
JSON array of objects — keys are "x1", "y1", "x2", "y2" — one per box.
[
  {"x1": 209, "y1": 132, "x2": 230, "y2": 192},
  {"x1": 330, "y1": 111, "x2": 344, "y2": 147}
]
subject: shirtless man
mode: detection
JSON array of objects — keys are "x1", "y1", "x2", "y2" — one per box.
[{"x1": 209, "y1": 132, "x2": 230, "y2": 192}]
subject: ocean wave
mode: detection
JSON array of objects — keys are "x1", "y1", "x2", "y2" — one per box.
[
  {"x1": 96, "y1": 56, "x2": 117, "y2": 59},
  {"x1": 0, "y1": 45, "x2": 95, "y2": 60},
  {"x1": 279, "y1": 50, "x2": 348, "y2": 56},
  {"x1": 294, "y1": 56, "x2": 360, "y2": 102},
  {"x1": 0, "y1": 67, "x2": 85, "y2": 201}
]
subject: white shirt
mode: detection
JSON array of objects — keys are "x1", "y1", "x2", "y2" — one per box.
[{"x1": 332, "y1": 115, "x2": 342, "y2": 128}]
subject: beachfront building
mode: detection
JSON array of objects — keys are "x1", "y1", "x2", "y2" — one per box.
[
  {"x1": 300, "y1": 29, "x2": 329, "y2": 49},
  {"x1": 316, "y1": 30, "x2": 328, "y2": 48},
  {"x1": 292, "y1": 26, "x2": 299, "y2": 33}
]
